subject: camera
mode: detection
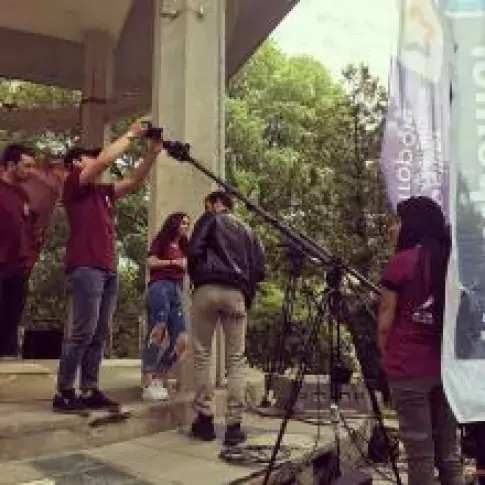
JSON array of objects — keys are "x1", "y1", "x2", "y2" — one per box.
[{"x1": 142, "y1": 121, "x2": 163, "y2": 141}]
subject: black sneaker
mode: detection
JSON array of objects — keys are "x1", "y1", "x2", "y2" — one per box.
[
  {"x1": 79, "y1": 389, "x2": 119, "y2": 411},
  {"x1": 191, "y1": 413, "x2": 216, "y2": 441},
  {"x1": 224, "y1": 423, "x2": 247, "y2": 446},
  {"x1": 52, "y1": 389, "x2": 86, "y2": 415}
]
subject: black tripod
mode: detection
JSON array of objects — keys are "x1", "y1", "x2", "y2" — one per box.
[
  {"x1": 261, "y1": 242, "x2": 305, "y2": 408},
  {"x1": 258, "y1": 256, "x2": 351, "y2": 483},
  {"x1": 260, "y1": 255, "x2": 401, "y2": 485},
  {"x1": 162, "y1": 140, "x2": 402, "y2": 485}
]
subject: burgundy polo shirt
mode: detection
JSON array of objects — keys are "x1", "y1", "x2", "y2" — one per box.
[
  {"x1": 148, "y1": 237, "x2": 185, "y2": 284},
  {"x1": 381, "y1": 246, "x2": 442, "y2": 380},
  {"x1": 63, "y1": 166, "x2": 117, "y2": 272},
  {"x1": 0, "y1": 179, "x2": 31, "y2": 276}
]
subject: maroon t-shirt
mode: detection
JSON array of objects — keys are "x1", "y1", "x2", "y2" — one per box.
[
  {"x1": 0, "y1": 179, "x2": 31, "y2": 276},
  {"x1": 63, "y1": 166, "x2": 116, "y2": 272},
  {"x1": 148, "y1": 238, "x2": 186, "y2": 284},
  {"x1": 381, "y1": 246, "x2": 442, "y2": 380}
]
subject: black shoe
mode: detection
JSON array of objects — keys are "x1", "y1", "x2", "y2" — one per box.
[
  {"x1": 53, "y1": 389, "x2": 86, "y2": 414},
  {"x1": 224, "y1": 423, "x2": 247, "y2": 446},
  {"x1": 79, "y1": 389, "x2": 119, "y2": 411},
  {"x1": 191, "y1": 413, "x2": 216, "y2": 441}
]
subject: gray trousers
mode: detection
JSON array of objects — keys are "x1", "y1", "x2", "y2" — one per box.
[
  {"x1": 391, "y1": 379, "x2": 464, "y2": 485},
  {"x1": 57, "y1": 267, "x2": 118, "y2": 391},
  {"x1": 191, "y1": 284, "x2": 248, "y2": 426}
]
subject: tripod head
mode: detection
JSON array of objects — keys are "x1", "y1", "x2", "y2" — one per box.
[
  {"x1": 331, "y1": 361, "x2": 353, "y2": 386},
  {"x1": 278, "y1": 240, "x2": 306, "y2": 277},
  {"x1": 325, "y1": 257, "x2": 345, "y2": 290}
]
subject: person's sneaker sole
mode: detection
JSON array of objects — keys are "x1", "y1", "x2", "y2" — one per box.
[
  {"x1": 191, "y1": 430, "x2": 217, "y2": 441},
  {"x1": 81, "y1": 404, "x2": 121, "y2": 412},
  {"x1": 53, "y1": 408, "x2": 90, "y2": 417}
]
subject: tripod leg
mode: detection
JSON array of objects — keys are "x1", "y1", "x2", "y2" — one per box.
[
  {"x1": 262, "y1": 366, "x2": 306, "y2": 485},
  {"x1": 330, "y1": 402, "x2": 342, "y2": 478},
  {"x1": 367, "y1": 385, "x2": 402, "y2": 485},
  {"x1": 261, "y1": 273, "x2": 298, "y2": 407},
  {"x1": 262, "y1": 286, "x2": 327, "y2": 485}
]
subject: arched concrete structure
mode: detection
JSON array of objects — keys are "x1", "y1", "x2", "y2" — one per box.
[{"x1": 0, "y1": 0, "x2": 297, "y2": 135}]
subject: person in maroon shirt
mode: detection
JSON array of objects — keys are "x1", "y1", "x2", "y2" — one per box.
[
  {"x1": 53, "y1": 119, "x2": 164, "y2": 413},
  {"x1": 20, "y1": 163, "x2": 64, "y2": 274},
  {"x1": 0, "y1": 144, "x2": 37, "y2": 358},
  {"x1": 378, "y1": 196, "x2": 463, "y2": 485},
  {"x1": 141, "y1": 212, "x2": 190, "y2": 401}
]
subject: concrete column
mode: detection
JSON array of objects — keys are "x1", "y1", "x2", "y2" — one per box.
[
  {"x1": 80, "y1": 30, "x2": 114, "y2": 149},
  {"x1": 149, "y1": 0, "x2": 226, "y2": 391}
]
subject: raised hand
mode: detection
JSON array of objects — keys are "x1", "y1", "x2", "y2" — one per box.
[
  {"x1": 129, "y1": 116, "x2": 151, "y2": 139},
  {"x1": 147, "y1": 138, "x2": 165, "y2": 156}
]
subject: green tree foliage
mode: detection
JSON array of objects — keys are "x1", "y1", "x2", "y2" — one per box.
[
  {"x1": 226, "y1": 42, "x2": 393, "y2": 371},
  {"x1": 227, "y1": 43, "x2": 391, "y2": 276}
]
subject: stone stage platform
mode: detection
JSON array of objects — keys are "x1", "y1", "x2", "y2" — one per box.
[
  {"x1": 0, "y1": 412, "x2": 372, "y2": 485},
  {"x1": 0, "y1": 359, "x2": 264, "y2": 463},
  {"x1": 0, "y1": 360, "x2": 382, "y2": 484}
]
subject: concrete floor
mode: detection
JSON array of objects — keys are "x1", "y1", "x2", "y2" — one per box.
[{"x1": 0, "y1": 413, "x2": 367, "y2": 485}]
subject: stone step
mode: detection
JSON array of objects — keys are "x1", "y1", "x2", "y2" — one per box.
[
  {"x1": 0, "y1": 359, "x2": 143, "y2": 402},
  {"x1": 0, "y1": 360, "x2": 265, "y2": 463},
  {"x1": 0, "y1": 391, "x2": 226, "y2": 463}
]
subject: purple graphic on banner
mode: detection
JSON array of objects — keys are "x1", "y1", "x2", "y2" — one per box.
[{"x1": 380, "y1": 0, "x2": 451, "y2": 218}]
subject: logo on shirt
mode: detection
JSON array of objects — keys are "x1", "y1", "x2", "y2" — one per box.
[{"x1": 412, "y1": 295, "x2": 435, "y2": 324}]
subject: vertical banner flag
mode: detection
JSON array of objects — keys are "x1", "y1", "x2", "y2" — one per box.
[
  {"x1": 380, "y1": 0, "x2": 451, "y2": 217},
  {"x1": 443, "y1": 0, "x2": 485, "y2": 423}
]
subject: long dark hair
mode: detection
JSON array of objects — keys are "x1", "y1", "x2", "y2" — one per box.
[
  {"x1": 153, "y1": 212, "x2": 189, "y2": 256},
  {"x1": 396, "y1": 196, "x2": 451, "y2": 327}
]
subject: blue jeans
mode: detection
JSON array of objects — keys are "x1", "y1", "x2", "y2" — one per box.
[
  {"x1": 143, "y1": 280, "x2": 186, "y2": 374},
  {"x1": 57, "y1": 267, "x2": 118, "y2": 391}
]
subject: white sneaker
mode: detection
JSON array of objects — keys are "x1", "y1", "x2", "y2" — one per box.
[{"x1": 142, "y1": 380, "x2": 169, "y2": 401}]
